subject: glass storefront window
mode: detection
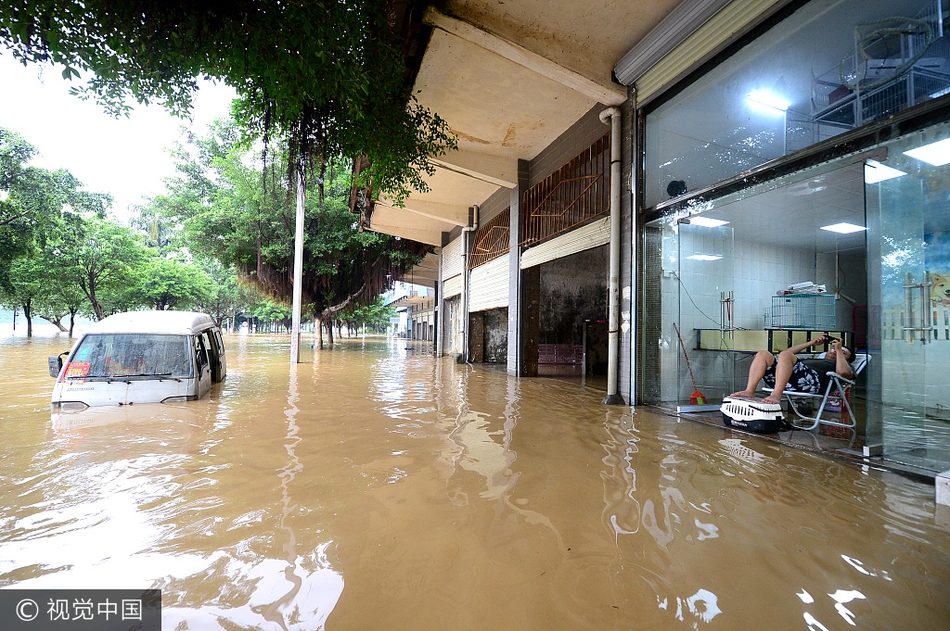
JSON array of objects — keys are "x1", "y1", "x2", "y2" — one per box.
[{"x1": 644, "y1": 0, "x2": 950, "y2": 209}]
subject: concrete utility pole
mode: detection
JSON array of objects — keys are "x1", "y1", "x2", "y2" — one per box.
[{"x1": 290, "y1": 154, "x2": 306, "y2": 364}]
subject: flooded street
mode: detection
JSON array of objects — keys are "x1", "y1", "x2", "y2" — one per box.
[{"x1": 1, "y1": 330, "x2": 949, "y2": 630}]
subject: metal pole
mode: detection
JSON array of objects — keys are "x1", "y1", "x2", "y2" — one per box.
[
  {"x1": 290, "y1": 154, "x2": 306, "y2": 364},
  {"x1": 600, "y1": 107, "x2": 624, "y2": 404}
]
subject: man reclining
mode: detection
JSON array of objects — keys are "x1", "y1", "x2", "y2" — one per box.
[{"x1": 730, "y1": 334, "x2": 854, "y2": 404}]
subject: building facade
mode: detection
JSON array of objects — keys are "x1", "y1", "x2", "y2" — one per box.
[
  {"x1": 363, "y1": 0, "x2": 950, "y2": 477},
  {"x1": 622, "y1": 0, "x2": 950, "y2": 475}
]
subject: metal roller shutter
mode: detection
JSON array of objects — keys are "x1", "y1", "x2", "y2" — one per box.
[
  {"x1": 443, "y1": 274, "x2": 463, "y2": 298},
  {"x1": 441, "y1": 236, "x2": 464, "y2": 281},
  {"x1": 635, "y1": 0, "x2": 787, "y2": 106},
  {"x1": 469, "y1": 254, "x2": 509, "y2": 313},
  {"x1": 520, "y1": 219, "x2": 610, "y2": 269}
]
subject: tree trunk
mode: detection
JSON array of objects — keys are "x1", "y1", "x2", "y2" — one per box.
[
  {"x1": 326, "y1": 320, "x2": 334, "y2": 346},
  {"x1": 82, "y1": 277, "x2": 105, "y2": 321},
  {"x1": 315, "y1": 317, "x2": 323, "y2": 349},
  {"x1": 22, "y1": 299, "x2": 33, "y2": 338},
  {"x1": 69, "y1": 308, "x2": 77, "y2": 337},
  {"x1": 40, "y1": 315, "x2": 68, "y2": 332}
]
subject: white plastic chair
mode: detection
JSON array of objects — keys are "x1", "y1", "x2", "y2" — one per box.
[{"x1": 762, "y1": 353, "x2": 869, "y2": 431}]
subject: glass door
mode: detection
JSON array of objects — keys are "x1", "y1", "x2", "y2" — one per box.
[
  {"x1": 675, "y1": 219, "x2": 735, "y2": 411},
  {"x1": 867, "y1": 124, "x2": 950, "y2": 473}
]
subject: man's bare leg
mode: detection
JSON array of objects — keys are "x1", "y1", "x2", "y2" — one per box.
[
  {"x1": 762, "y1": 350, "x2": 797, "y2": 404},
  {"x1": 730, "y1": 350, "x2": 775, "y2": 399}
]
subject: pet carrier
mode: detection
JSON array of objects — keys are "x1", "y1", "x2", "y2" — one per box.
[{"x1": 720, "y1": 396, "x2": 785, "y2": 433}]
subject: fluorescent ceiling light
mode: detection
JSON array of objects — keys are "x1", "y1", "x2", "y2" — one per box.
[
  {"x1": 688, "y1": 217, "x2": 730, "y2": 228},
  {"x1": 904, "y1": 137, "x2": 950, "y2": 166},
  {"x1": 686, "y1": 254, "x2": 723, "y2": 261},
  {"x1": 864, "y1": 159, "x2": 906, "y2": 183},
  {"x1": 820, "y1": 222, "x2": 867, "y2": 234},
  {"x1": 747, "y1": 90, "x2": 789, "y2": 112}
]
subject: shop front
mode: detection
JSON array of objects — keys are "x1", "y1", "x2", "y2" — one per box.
[{"x1": 633, "y1": 0, "x2": 950, "y2": 473}]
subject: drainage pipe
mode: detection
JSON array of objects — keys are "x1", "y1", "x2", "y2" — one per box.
[
  {"x1": 461, "y1": 205, "x2": 479, "y2": 362},
  {"x1": 599, "y1": 107, "x2": 624, "y2": 405}
]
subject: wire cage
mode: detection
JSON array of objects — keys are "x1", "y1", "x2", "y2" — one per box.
[{"x1": 771, "y1": 294, "x2": 836, "y2": 329}]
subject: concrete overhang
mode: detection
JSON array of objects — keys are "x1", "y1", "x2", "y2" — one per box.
[
  {"x1": 389, "y1": 294, "x2": 436, "y2": 311},
  {"x1": 394, "y1": 251, "x2": 439, "y2": 288},
  {"x1": 364, "y1": 0, "x2": 683, "y2": 279}
]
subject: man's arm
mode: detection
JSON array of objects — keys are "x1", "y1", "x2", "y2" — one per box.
[
  {"x1": 830, "y1": 338, "x2": 854, "y2": 379},
  {"x1": 784, "y1": 336, "x2": 826, "y2": 355}
]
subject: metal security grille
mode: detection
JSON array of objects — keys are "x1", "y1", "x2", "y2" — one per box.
[
  {"x1": 469, "y1": 208, "x2": 510, "y2": 270},
  {"x1": 521, "y1": 134, "x2": 610, "y2": 248}
]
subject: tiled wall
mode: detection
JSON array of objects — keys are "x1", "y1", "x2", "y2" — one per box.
[{"x1": 656, "y1": 225, "x2": 834, "y2": 403}]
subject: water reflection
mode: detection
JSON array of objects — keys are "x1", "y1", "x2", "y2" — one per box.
[{"x1": 0, "y1": 332, "x2": 948, "y2": 630}]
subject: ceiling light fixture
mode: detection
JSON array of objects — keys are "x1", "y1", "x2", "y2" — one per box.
[
  {"x1": 820, "y1": 222, "x2": 867, "y2": 234},
  {"x1": 864, "y1": 160, "x2": 906, "y2": 183},
  {"x1": 747, "y1": 90, "x2": 789, "y2": 113},
  {"x1": 686, "y1": 254, "x2": 723, "y2": 261},
  {"x1": 688, "y1": 217, "x2": 730, "y2": 228},
  {"x1": 904, "y1": 137, "x2": 950, "y2": 166}
]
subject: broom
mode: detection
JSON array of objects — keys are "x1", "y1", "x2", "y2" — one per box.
[{"x1": 672, "y1": 323, "x2": 706, "y2": 405}]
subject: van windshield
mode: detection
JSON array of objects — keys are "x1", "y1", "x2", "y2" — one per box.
[{"x1": 69, "y1": 334, "x2": 193, "y2": 379}]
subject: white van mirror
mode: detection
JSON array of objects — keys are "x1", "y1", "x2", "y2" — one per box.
[{"x1": 48, "y1": 355, "x2": 63, "y2": 378}]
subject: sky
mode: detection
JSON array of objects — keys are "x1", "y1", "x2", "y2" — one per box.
[{"x1": 0, "y1": 51, "x2": 237, "y2": 221}]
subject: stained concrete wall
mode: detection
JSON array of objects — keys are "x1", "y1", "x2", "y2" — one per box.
[
  {"x1": 483, "y1": 308, "x2": 508, "y2": 363},
  {"x1": 540, "y1": 245, "x2": 609, "y2": 345}
]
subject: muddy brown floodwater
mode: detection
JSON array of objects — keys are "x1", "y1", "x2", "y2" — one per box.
[{"x1": 1, "y1": 331, "x2": 949, "y2": 630}]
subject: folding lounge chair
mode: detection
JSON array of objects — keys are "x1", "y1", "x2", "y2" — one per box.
[{"x1": 762, "y1": 353, "x2": 868, "y2": 431}]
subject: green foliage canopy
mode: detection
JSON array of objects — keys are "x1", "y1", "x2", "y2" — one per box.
[
  {"x1": 152, "y1": 119, "x2": 425, "y2": 318},
  {"x1": 0, "y1": 127, "x2": 111, "y2": 287},
  {"x1": 0, "y1": 0, "x2": 456, "y2": 201}
]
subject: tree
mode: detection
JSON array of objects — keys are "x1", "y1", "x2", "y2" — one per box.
[
  {"x1": 55, "y1": 215, "x2": 151, "y2": 320},
  {"x1": 339, "y1": 296, "x2": 397, "y2": 335},
  {"x1": 128, "y1": 202, "x2": 177, "y2": 255},
  {"x1": 0, "y1": 127, "x2": 111, "y2": 288},
  {"x1": 0, "y1": 0, "x2": 455, "y2": 202},
  {"x1": 154, "y1": 120, "x2": 427, "y2": 336},
  {"x1": 128, "y1": 257, "x2": 212, "y2": 311},
  {"x1": 0, "y1": 256, "x2": 45, "y2": 336},
  {"x1": 193, "y1": 256, "x2": 254, "y2": 330},
  {"x1": 250, "y1": 298, "x2": 292, "y2": 333}
]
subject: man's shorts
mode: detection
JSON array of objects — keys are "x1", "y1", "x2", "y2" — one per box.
[{"x1": 762, "y1": 358, "x2": 821, "y2": 394}]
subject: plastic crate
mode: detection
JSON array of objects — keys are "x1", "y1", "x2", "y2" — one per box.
[{"x1": 771, "y1": 294, "x2": 836, "y2": 329}]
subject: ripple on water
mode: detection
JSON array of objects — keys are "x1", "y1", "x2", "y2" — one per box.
[{"x1": 0, "y1": 335, "x2": 947, "y2": 630}]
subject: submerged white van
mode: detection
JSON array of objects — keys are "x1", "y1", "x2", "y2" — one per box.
[{"x1": 49, "y1": 311, "x2": 227, "y2": 408}]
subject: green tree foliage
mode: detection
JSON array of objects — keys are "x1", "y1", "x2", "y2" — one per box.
[
  {"x1": 127, "y1": 257, "x2": 212, "y2": 311},
  {"x1": 193, "y1": 256, "x2": 256, "y2": 331},
  {"x1": 128, "y1": 202, "x2": 176, "y2": 255},
  {"x1": 0, "y1": 127, "x2": 111, "y2": 288},
  {"x1": 250, "y1": 298, "x2": 293, "y2": 333},
  {"x1": 0, "y1": 0, "x2": 456, "y2": 202},
  {"x1": 0, "y1": 256, "x2": 46, "y2": 336},
  {"x1": 343, "y1": 296, "x2": 397, "y2": 334},
  {"x1": 54, "y1": 215, "x2": 152, "y2": 320},
  {"x1": 153, "y1": 119, "x2": 426, "y2": 322}
]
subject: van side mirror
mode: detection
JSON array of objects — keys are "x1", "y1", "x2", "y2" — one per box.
[{"x1": 48, "y1": 351, "x2": 69, "y2": 378}]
